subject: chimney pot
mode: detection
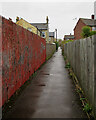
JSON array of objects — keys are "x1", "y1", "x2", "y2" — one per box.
[
  {"x1": 9, "y1": 18, "x2": 12, "y2": 21},
  {"x1": 91, "y1": 14, "x2": 94, "y2": 19},
  {"x1": 16, "y1": 16, "x2": 19, "y2": 22}
]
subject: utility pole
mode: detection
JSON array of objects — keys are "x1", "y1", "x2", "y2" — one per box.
[
  {"x1": 55, "y1": 29, "x2": 57, "y2": 42},
  {"x1": 55, "y1": 29, "x2": 58, "y2": 51}
]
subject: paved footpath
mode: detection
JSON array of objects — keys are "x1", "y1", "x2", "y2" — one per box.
[{"x1": 4, "y1": 48, "x2": 87, "y2": 118}]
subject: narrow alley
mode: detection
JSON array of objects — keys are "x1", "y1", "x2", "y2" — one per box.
[{"x1": 4, "y1": 48, "x2": 87, "y2": 118}]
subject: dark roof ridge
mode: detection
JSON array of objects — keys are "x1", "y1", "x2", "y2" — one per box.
[{"x1": 80, "y1": 18, "x2": 96, "y2": 21}]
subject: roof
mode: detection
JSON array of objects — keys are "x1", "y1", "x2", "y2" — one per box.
[
  {"x1": 74, "y1": 18, "x2": 96, "y2": 30},
  {"x1": 16, "y1": 18, "x2": 37, "y2": 28},
  {"x1": 81, "y1": 18, "x2": 96, "y2": 27},
  {"x1": 30, "y1": 23, "x2": 48, "y2": 30},
  {"x1": 64, "y1": 35, "x2": 75, "y2": 39},
  {"x1": 80, "y1": 18, "x2": 96, "y2": 27},
  {"x1": 49, "y1": 32, "x2": 55, "y2": 37}
]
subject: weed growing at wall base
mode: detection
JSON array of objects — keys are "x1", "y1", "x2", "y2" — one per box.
[
  {"x1": 64, "y1": 56, "x2": 67, "y2": 60},
  {"x1": 83, "y1": 103, "x2": 92, "y2": 113},
  {"x1": 65, "y1": 62, "x2": 71, "y2": 68},
  {"x1": 62, "y1": 54, "x2": 95, "y2": 119}
]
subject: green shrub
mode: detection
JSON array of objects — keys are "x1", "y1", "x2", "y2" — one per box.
[
  {"x1": 81, "y1": 26, "x2": 96, "y2": 38},
  {"x1": 64, "y1": 40, "x2": 73, "y2": 44},
  {"x1": 90, "y1": 31, "x2": 96, "y2": 36},
  {"x1": 81, "y1": 26, "x2": 91, "y2": 38}
]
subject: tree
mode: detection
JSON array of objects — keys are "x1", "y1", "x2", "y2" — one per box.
[{"x1": 81, "y1": 26, "x2": 91, "y2": 38}]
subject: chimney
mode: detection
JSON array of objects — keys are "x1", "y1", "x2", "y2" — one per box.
[
  {"x1": 16, "y1": 16, "x2": 19, "y2": 22},
  {"x1": 91, "y1": 14, "x2": 94, "y2": 19},
  {"x1": 46, "y1": 16, "x2": 49, "y2": 24}
]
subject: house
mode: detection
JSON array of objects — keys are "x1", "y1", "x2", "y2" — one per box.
[
  {"x1": 49, "y1": 32, "x2": 55, "y2": 43},
  {"x1": 16, "y1": 17, "x2": 40, "y2": 36},
  {"x1": 74, "y1": 15, "x2": 96, "y2": 40},
  {"x1": 30, "y1": 16, "x2": 49, "y2": 43},
  {"x1": 64, "y1": 33, "x2": 75, "y2": 40}
]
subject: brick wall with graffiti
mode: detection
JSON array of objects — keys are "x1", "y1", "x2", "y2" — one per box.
[{"x1": 0, "y1": 16, "x2": 46, "y2": 106}]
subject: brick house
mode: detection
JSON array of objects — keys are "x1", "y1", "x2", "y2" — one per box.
[{"x1": 74, "y1": 15, "x2": 96, "y2": 40}]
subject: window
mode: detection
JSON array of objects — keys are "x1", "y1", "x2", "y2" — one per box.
[{"x1": 41, "y1": 32, "x2": 45, "y2": 38}]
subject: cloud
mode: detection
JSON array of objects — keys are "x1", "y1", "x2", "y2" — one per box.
[{"x1": 1, "y1": 2, "x2": 94, "y2": 39}]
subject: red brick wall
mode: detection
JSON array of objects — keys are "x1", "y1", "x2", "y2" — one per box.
[
  {"x1": 0, "y1": 16, "x2": 46, "y2": 106},
  {"x1": 74, "y1": 19, "x2": 90, "y2": 40}
]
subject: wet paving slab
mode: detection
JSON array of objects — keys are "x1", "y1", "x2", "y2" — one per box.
[{"x1": 3, "y1": 48, "x2": 88, "y2": 118}]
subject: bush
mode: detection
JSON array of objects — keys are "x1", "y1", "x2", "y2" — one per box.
[
  {"x1": 81, "y1": 26, "x2": 91, "y2": 38},
  {"x1": 90, "y1": 31, "x2": 96, "y2": 36},
  {"x1": 62, "y1": 39, "x2": 73, "y2": 45},
  {"x1": 81, "y1": 26, "x2": 96, "y2": 38}
]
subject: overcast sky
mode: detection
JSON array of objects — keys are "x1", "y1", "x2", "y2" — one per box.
[{"x1": 0, "y1": 0, "x2": 95, "y2": 39}]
